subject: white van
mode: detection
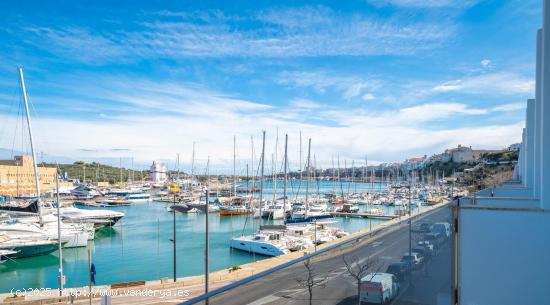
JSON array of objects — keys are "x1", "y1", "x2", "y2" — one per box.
[
  {"x1": 431, "y1": 222, "x2": 451, "y2": 238},
  {"x1": 360, "y1": 272, "x2": 400, "y2": 304}
]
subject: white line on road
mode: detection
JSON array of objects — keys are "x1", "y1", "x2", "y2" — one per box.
[{"x1": 246, "y1": 295, "x2": 281, "y2": 305}]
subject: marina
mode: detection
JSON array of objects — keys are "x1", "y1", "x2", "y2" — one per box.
[
  {"x1": 0, "y1": 67, "x2": 466, "y2": 299},
  {"x1": 0, "y1": 180, "x2": 442, "y2": 292}
]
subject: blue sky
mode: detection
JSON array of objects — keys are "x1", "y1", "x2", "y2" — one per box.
[{"x1": 0, "y1": 0, "x2": 541, "y2": 172}]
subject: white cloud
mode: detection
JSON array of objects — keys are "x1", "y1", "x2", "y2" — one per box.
[
  {"x1": 432, "y1": 80, "x2": 463, "y2": 92},
  {"x1": 480, "y1": 59, "x2": 493, "y2": 68},
  {"x1": 492, "y1": 102, "x2": 525, "y2": 112},
  {"x1": 290, "y1": 98, "x2": 321, "y2": 109},
  {"x1": 362, "y1": 93, "x2": 375, "y2": 101},
  {"x1": 276, "y1": 71, "x2": 381, "y2": 99},
  {"x1": 397, "y1": 103, "x2": 488, "y2": 122},
  {"x1": 368, "y1": 0, "x2": 478, "y2": 8},
  {"x1": 431, "y1": 72, "x2": 535, "y2": 95},
  {"x1": 19, "y1": 6, "x2": 454, "y2": 64},
  {"x1": 343, "y1": 82, "x2": 372, "y2": 99},
  {"x1": 1, "y1": 70, "x2": 524, "y2": 170}
]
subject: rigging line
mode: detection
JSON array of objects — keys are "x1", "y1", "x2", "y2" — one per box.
[
  {"x1": 10, "y1": 98, "x2": 23, "y2": 159},
  {"x1": 241, "y1": 146, "x2": 262, "y2": 237},
  {"x1": 27, "y1": 88, "x2": 48, "y2": 160}
]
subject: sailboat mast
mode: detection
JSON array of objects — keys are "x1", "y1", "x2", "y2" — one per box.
[
  {"x1": 352, "y1": 160, "x2": 356, "y2": 194},
  {"x1": 305, "y1": 138, "x2": 311, "y2": 213},
  {"x1": 337, "y1": 155, "x2": 343, "y2": 199},
  {"x1": 283, "y1": 134, "x2": 288, "y2": 223},
  {"x1": 190, "y1": 141, "x2": 195, "y2": 190},
  {"x1": 299, "y1": 131, "x2": 302, "y2": 182},
  {"x1": 55, "y1": 164, "x2": 64, "y2": 292},
  {"x1": 250, "y1": 136, "x2": 255, "y2": 198},
  {"x1": 332, "y1": 156, "x2": 336, "y2": 195},
  {"x1": 176, "y1": 154, "x2": 180, "y2": 184},
  {"x1": 119, "y1": 157, "x2": 122, "y2": 185},
  {"x1": 273, "y1": 129, "x2": 278, "y2": 202},
  {"x1": 18, "y1": 67, "x2": 43, "y2": 223},
  {"x1": 259, "y1": 131, "x2": 266, "y2": 218},
  {"x1": 364, "y1": 154, "x2": 368, "y2": 185},
  {"x1": 271, "y1": 153, "x2": 275, "y2": 203},
  {"x1": 233, "y1": 135, "x2": 237, "y2": 196}
]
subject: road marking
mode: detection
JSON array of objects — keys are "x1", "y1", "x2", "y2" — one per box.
[
  {"x1": 246, "y1": 295, "x2": 281, "y2": 305},
  {"x1": 371, "y1": 241, "x2": 383, "y2": 247}
]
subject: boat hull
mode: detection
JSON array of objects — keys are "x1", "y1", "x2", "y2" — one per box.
[
  {"x1": 229, "y1": 239, "x2": 288, "y2": 256},
  {"x1": 219, "y1": 208, "x2": 252, "y2": 216},
  {"x1": 3, "y1": 243, "x2": 58, "y2": 258}
]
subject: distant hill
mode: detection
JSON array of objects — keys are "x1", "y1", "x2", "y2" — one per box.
[{"x1": 42, "y1": 161, "x2": 149, "y2": 185}]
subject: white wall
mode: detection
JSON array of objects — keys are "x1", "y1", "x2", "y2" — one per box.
[{"x1": 459, "y1": 208, "x2": 550, "y2": 305}]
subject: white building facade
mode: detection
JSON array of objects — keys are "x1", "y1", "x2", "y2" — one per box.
[
  {"x1": 149, "y1": 161, "x2": 167, "y2": 184},
  {"x1": 455, "y1": 4, "x2": 550, "y2": 304}
]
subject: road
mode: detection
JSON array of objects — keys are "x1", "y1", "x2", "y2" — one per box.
[{"x1": 202, "y1": 205, "x2": 453, "y2": 305}]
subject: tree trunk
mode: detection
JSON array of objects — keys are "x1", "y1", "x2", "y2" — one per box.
[{"x1": 357, "y1": 280, "x2": 362, "y2": 305}]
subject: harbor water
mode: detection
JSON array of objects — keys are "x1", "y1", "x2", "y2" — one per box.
[{"x1": 0, "y1": 181, "x2": 422, "y2": 292}]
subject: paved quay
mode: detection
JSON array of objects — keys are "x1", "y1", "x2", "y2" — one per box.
[{"x1": 0, "y1": 202, "x2": 449, "y2": 305}]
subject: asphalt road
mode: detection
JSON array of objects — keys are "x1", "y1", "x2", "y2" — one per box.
[{"x1": 202, "y1": 205, "x2": 453, "y2": 305}]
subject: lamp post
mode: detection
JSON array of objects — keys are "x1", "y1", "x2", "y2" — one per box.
[
  {"x1": 56, "y1": 164, "x2": 64, "y2": 295},
  {"x1": 172, "y1": 193, "x2": 177, "y2": 282},
  {"x1": 205, "y1": 157, "x2": 210, "y2": 305}
]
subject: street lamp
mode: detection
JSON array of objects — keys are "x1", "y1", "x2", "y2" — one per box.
[{"x1": 171, "y1": 193, "x2": 177, "y2": 282}]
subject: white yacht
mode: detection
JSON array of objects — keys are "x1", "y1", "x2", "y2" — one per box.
[
  {"x1": 1, "y1": 214, "x2": 92, "y2": 247},
  {"x1": 262, "y1": 202, "x2": 291, "y2": 219},
  {"x1": 50, "y1": 206, "x2": 124, "y2": 230},
  {"x1": 71, "y1": 184, "x2": 102, "y2": 199},
  {"x1": 230, "y1": 226, "x2": 291, "y2": 256},
  {"x1": 125, "y1": 193, "x2": 151, "y2": 203}
]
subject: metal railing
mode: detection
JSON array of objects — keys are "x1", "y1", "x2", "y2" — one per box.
[{"x1": 180, "y1": 204, "x2": 449, "y2": 305}]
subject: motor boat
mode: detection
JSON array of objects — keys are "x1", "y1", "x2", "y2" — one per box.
[
  {"x1": 230, "y1": 226, "x2": 292, "y2": 256},
  {"x1": 46, "y1": 206, "x2": 124, "y2": 230},
  {"x1": 0, "y1": 214, "x2": 92, "y2": 247}
]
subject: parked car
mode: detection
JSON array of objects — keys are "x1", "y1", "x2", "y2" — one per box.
[
  {"x1": 401, "y1": 252, "x2": 424, "y2": 269},
  {"x1": 424, "y1": 232, "x2": 444, "y2": 247},
  {"x1": 360, "y1": 272, "x2": 400, "y2": 304},
  {"x1": 431, "y1": 222, "x2": 451, "y2": 239},
  {"x1": 385, "y1": 262, "x2": 408, "y2": 282},
  {"x1": 412, "y1": 246, "x2": 431, "y2": 261},
  {"x1": 418, "y1": 240, "x2": 436, "y2": 255},
  {"x1": 419, "y1": 222, "x2": 431, "y2": 233}
]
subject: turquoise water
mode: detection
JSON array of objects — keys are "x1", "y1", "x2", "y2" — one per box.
[{"x1": 0, "y1": 181, "x2": 418, "y2": 292}]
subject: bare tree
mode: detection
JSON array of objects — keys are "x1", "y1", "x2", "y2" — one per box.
[
  {"x1": 296, "y1": 258, "x2": 327, "y2": 305},
  {"x1": 343, "y1": 255, "x2": 381, "y2": 305}
]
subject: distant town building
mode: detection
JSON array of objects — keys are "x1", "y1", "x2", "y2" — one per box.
[
  {"x1": 403, "y1": 155, "x2": 427, "y2": 170},
  {"x1": 149, "y1": 161, "x2": 167, "y2": 183},
  {"x1": 0, "y1": 155, "x2": 57, "y2": 197},
  {"x1": 445, "y1": 145, "x2": 475, "y2": 163},
  {"x1": 508, "y1": 143, "x2": 521, "y2": 151}
]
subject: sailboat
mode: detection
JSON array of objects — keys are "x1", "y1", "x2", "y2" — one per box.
[
  {"x1": 289, "y1": 139, "x2": 333, "y2": 223},
  {"x1": 230, "y1": 134, "x2": 297, "y2": 256},
  {"x1": 219, "y1": 136, "x2": 253, "y2": 216},
  {"x1": 0, "y1": 67, "x2": 91, "y2": 248}
]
